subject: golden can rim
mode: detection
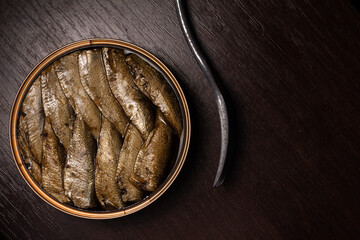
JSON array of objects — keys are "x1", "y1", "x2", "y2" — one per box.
[{"x1": 9, "y1": 39, "x2": 191, "y2": 219}]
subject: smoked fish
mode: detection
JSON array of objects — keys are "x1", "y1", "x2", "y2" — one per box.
[
  {"x1": 41, "y1": 64, "x2": 75, "y2": 151},
  {"x1": 78, "y1": 49, "x2": 129, "y2": 136},
  {"x1": 21, "y1": 77, "x2": 44, "y2": 164},
  {"x1": 18, "y1": 115, "x2": 42, "y2": 184},
  {"x1": 102, "y1": 48, "x2": 155, "y2": 139},
  {"x1": 95, "y1": 116, "x2": 124, "y2": 209},
  {"x1": 64, "y1": 117, "x2": 97, "y2": 209},
  {"x1": 125, "y1": 54, "x2": 182, "y2": 135},
  {"x1": 131, "y1": 110, "x2": 175, "y2": 192},
  {"x1": 116, "y1": 124, "x2": 144, "y2": 202},
  {"x1": 42, "y1": 117, "x2": 70, "y2": 204},
  {"x1": 54, "y1": 52, "x2": 101, "y2": 139}
]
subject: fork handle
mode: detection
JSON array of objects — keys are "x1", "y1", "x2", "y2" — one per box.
[{"x1": 175, "y1": 0, "x2": 230, "y2": 187}]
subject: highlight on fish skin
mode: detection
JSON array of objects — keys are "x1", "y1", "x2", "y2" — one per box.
[{"x1": 17, "y1": 47, "x2": 182, "y2": 211}]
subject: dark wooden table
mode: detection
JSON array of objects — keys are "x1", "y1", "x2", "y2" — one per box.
[{"x1": 1, "y1": 0, "x2": 359, "y2": 239}]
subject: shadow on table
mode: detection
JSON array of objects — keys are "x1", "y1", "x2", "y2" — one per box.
[{"x1": 169, "y1": 65, "x2": 245, "y2": 189}]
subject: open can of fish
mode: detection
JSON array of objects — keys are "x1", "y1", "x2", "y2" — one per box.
[{"x1": 9, "y1": 39, "x2": 191, "y2": 219}]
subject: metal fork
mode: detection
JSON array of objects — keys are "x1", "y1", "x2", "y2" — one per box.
[{"x1": 175, "y1": 0, "x2": 232, "y2": 187}]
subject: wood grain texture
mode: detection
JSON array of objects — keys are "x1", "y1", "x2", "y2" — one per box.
[{"x1": 1, "y1": 0, "x2": 359, "y2": 239}]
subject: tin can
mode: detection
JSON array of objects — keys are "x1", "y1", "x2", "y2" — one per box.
[{"x1": 9, "y1": 39, "x2": 191, "y2": 219}]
